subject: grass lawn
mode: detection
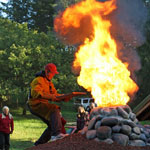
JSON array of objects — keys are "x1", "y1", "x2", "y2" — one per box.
[
  {"x1": 10, "y1": 114, "x2": 46, "y2": 150},
  {"x1": 140, "y1": 120, "x2": 150, "y2": 125},
  {"x1": 9, "y1": 101, "x2": 77, "y2": 150}
]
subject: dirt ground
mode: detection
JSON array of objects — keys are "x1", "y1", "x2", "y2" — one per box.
[{"x1": 26, "y1": 133, "x2": 150, "y2": 150}]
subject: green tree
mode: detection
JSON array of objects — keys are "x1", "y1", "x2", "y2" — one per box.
[
  {"x1": 0, "y1": 0, "x2": 31, "y2": 23},
  {"x1": 55, "y1": 0, "x2": 81, "y2": 11},
  {"x1": 0, "y1": 17, "x2": 80, "y2": 114},
  {"x1": 29, "y1": 0, "x2": 55, "y2": 32},
  {"x1": 0, "y1": 0, "x2": 55, "y2": 32}
]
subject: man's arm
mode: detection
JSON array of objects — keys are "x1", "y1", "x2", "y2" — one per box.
[
  {"x1": 56, "y1": 92, "x2": 87, "y2": 102},
  {"x1": 42, "y1": 92, "x2": 86, "y2": 102}
]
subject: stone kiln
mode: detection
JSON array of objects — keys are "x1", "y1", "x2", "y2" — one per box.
[{"x1": 80, "y1": 105, "x2": 150, "y2": 147}]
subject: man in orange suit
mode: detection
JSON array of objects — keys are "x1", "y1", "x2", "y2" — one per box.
[{"x1": 27, "y1": 63, "x2": 72, "y2": 145}]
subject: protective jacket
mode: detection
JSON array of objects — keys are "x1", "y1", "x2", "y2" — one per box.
[
  {"x1": 0, "y1": 113, "x2": 14, "y2": 134},
  {"x1": 27, "y1": 71, "x2": 61, "y2": 121}
]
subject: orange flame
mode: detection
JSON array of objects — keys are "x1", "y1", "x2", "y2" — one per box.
[{"x1": 54, "y1": 0, "x2": 139, "y2": 107}]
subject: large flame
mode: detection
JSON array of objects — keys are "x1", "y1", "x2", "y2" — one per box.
[{"x1": 54, "y1": 0, "x2": 139, "y2": 107}]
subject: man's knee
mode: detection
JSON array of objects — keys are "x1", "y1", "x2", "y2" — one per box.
[{"x1": 51, "y1": 109, "x2": 61, "y2": 117}]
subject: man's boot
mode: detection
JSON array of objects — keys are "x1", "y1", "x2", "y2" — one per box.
[
  {"x1": 50, "y1": 109, "x2": 68, "y2": 141},
  {"x1": 34, "y1": 127, "x2": 51, "y2": 146}
]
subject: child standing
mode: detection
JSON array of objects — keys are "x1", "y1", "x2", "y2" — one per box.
[{"x1": 76, "y1": 106, "x2": 88, "y2": 132}]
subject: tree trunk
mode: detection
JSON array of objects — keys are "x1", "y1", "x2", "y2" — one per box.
[
  {"x1": 22, "y1": 93, "x2": 27, "y2": 115},
  {"x1": 0, "y1": 101, "x2": 2, "y2": 108},
  {"x1": 21, "y1": 88, "x2": 28, "y2": 115},
  {"x1": 22, "y1": 96, "x2": 27, "y2": 115},
  {"x1": 16, "y1": 98, "x2": 18, "y2": 108},
  {"x1": 22, "y1": 104, "x2": 27, "y2": 115}
]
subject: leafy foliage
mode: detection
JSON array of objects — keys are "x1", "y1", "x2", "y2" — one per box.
[
  {"x1": 0, "y1": 17, "x2": 81, "y2": 106},
  {"x1": 0, "y1": 0, "x2": 55, "y2": 32}
]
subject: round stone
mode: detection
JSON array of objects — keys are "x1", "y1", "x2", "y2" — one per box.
[
  {"x1": 120, "y1": 125, "x2": 132, "y2": 135},
  {"x1": 107, "y1": 108, "x2": 118, "y2": 116},
  {"x1": 112, "y1": 125, "x2": 121, "y2": 133},
  {"x1": 129, "y1": 112, "x2": 136, "y2": 121},
  {"x1": 79, "y1": 126, "x2": 88, "y2": 135},
  {"x1": 140, "y1": 133, "x2": 147, "y2": 142},
  {"x1": 133, "y1": 127, "x2": 141, "y2": 135},
  {"x1": 144, "y1": 131, "x2": 150, "y2": 138},
  {"x1": 95, "y1": 121, "x2": 101, "y2": 130},
  {"x1": 117, "y1": 106, "x2": 129, "y2": 119},
  {"x1": 112, "y1": 133, "x2": 129, "y2": 146},
  {"x1": 96, "y1": 126, "x2": 112, "y2": 140},
  {"x1": 129, "y1": 133, "x2": 140, "y2": 140},
  {"x1": 121, "y1": 119, "x2": 136, "y2": 128},
  {"x1": 129, "y1": 140, "x2": 146, "y2": 146},
  {"x1": 103, "y1": 138, "x2": 114, "y2": 144},
  {"x1": 101, "y1": 117, "x2": 119, "y2": 127},
  {"x1": 88, "y1": 117, "x2": 97, "y2": 130},
  {"x1": 86, "y1": 130, "x2": 96, "y2": 140},
  {"x1": 121, "y1": 105, "x2": 132, "y2": 114}
]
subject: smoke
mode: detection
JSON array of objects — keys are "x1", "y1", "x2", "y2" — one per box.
[
  {"x1": 109, "y1": 0, "x2": 147, "y2": 46},
  {"x1": 107, "y1": 0, "x2": 148, "y2": 81},
  {"x1": 54, "y1": 0, "x2": 148, "y2": 81}
]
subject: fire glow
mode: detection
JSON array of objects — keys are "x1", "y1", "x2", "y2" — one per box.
[{"x1": 54, "y1": 0, "x2": 139, "y2": 107}]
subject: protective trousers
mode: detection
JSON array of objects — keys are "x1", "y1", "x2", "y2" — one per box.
[
  {"x1": 28, "y1": 104, "x2": 62, "y2": 145},
  {"x1": 35, "y1": 109, "x2": 62, "y2": 145},
  {"x1": 50, "y1": 109, "x2": 62, "y2": 136}
]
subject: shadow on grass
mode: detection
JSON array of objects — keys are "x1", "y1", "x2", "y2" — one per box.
[
  {"x1": 13, "y1": 114, "x2": 40, "y2": 121},
  {"x1": 10, "y1": 139, "x2": 34, "y2": 150},
  {"x1": 11, "y1": 110, "x2": 41, "y2": 121},
  {"x1": 11, "y1": 106, "x2": 77, "y2": 122}
]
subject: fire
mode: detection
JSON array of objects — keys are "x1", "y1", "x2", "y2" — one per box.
[{"x1": 54, "y1": 0, "x2": 139, "y2": 107}]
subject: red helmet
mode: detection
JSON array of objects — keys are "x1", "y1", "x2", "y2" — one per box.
[{"x1": 45, "y1": 63, "x2": 59, "y2": 74}]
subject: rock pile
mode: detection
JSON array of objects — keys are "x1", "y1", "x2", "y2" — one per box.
[{"x1": 80, "y1": 105, "x2": 150, "y2": 147}]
